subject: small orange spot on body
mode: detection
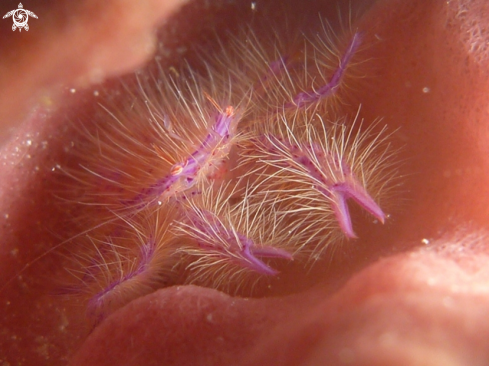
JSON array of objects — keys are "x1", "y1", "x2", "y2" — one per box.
[
  {"x1": 171, "y1": 160, "x2": 187, "y2": 175},
  {"x1": 225, "y1": 106, "x2": 235, "y2": 117}
]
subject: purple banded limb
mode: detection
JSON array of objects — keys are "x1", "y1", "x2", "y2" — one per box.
[
  {"x1": 86, "y1": 237, "x2": 159, "y2": 322},
  {"x1": 288, "y1": 32, "x2": 364, "y2": 109}
]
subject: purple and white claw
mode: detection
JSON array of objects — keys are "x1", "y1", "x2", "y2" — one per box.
[
  {"x1": 239, "y1": 236, "x2": 293, "y2": 275},
  {"x1": 187, "y1": 209, "x2": 293, "y2": 275},
  {"x1": 262, "y1": 132, "x2": 385, "y2": 238},
  {"x1": 331, "y1": 180, "x2": 385, "y2": 239}
]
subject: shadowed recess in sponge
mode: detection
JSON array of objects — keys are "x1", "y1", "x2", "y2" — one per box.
[{"x1": 56, "y1": 18, "x2": 399, "y2": 321}]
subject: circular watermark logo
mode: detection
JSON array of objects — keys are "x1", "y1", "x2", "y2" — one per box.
[{"x1": 3, "y1": 3, "x2": 38, "y2": 32}]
